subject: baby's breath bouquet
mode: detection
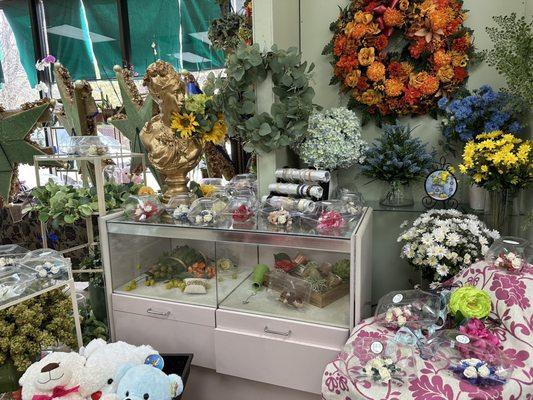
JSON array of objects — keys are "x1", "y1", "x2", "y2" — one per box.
[
  {"x1": 297, "y1": 107, "x2": 367, "y2": 170},
  {"x1": 398, "y1": 209, "x2": 499, "y2": 286},
  {"x1": 0, "y1": 289, "x2": 76, "y2": 372}
]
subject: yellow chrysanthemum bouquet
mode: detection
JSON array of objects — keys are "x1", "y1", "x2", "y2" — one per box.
[
  {"x1": 459, "y1": 131, "x2": 532, "y2": 191},
  {"x1": 170, "y1": 93, "x2": 227, "y2": 145}
]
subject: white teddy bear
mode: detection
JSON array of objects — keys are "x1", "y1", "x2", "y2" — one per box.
[
  {"x1": 19, "y1": 352, "x2": 86, "y2": 400},
  {"x1": 78, "y1": 339, "x2": 159, "y2": 400}
]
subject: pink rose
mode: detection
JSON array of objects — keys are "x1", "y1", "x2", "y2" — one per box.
[{"x1": 459, "y1": 318, "x2": 500, "y2": 347}]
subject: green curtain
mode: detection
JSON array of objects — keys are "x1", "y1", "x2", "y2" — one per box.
[
  {"x1": 44, "y1": 0, "x2": 121, "y2": 81},
  {"x1": 2, "y1": 0, "x2": 38, "y2": 87},
  {"x1": 128, "y1": 0, "x2": 225, "y2": 75}
]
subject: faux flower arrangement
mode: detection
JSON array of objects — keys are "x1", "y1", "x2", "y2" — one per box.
[
  {"x1": 458, "y1": 318, "x2": 501, "y2": 363},
  {"x1": 170, "y1": 94, "x2": 228, "y2": 145},
  {"x1": 449, "y1": 286, "x2": 492, "y2": 320},
  {"x1": 458, "y1": 131, "x2": 532, "y2": 191},
  {"x1": 268, "y1": 210, "x2": 293, "y2": 228},
  {"x1": 449, "y1": 358, "x2": 507, "y2": 387},
  {"x1": 324, "y1": 0, "x2": 475, "y2": 120},
  {"x1": 493, "y1": 252, "x2": 526, "y2": 273},
  {"x1": 438, "y1": 85, "x2": 524, "y2": 147},
  {"x1": 363, "y1": 122, "x2": 434, "y2": 184},
  {"x1": 384, "y1": 305, "x2": 418, "y2": 328},
  {"x1": 362, "y1": 356, "x2": 400, "y2": 384},
  {"x1": 398, "y1": 209, "x2": 499, "y2": 285},
  {"x1": 0, "y1": 289, "x2": 76, "y2": 371},
  {"x1": 297, "y1": 107, "x2": 367, "y2": 170}
]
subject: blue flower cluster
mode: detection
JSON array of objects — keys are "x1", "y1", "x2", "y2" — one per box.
[
  {"x1": 439, "y1": 85, "x2": 523, "y2": 144},
  {"x1": 362, "y1": 123, "x2": 435, "y2": 184}
]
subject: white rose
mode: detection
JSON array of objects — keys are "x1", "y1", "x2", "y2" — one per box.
[
  {"x1": 463, "y1": 366, "x2": 478, "y2": 379},
  {"x1": 384, "y1": 358, "x2": 393, "y2": 365},
  {"x1": 278, "y1": 215, "x2": 287, "y2": 224},
  {"x1": 511, "y1": 258, "x2": 522, "y2": 269},
  {"x1": 385, "y1": 309, "x2": 394, "y2": 322},
  {"x1": 465, "y1": 358, "x2": 481, "y2": 366},
  {"x1": 204, "y1": 214, "x2": 213, "y2": 222},
  {"x1": 378, "y1": 367, "x2": 391, "y2": 382},
  {"x1": 50, "y1": 265, "x2": 60, "y2": 274},
  {"x1": 38, "y1": 269, "x2": 47, "y2": 278},
  {"x1": 397, "y1": 315, "x2": 407, "y2": 326},
  {"x1": 464, "y1": 254, "x2": 471, "y2": 264},
  {"x1": 477, "y1": 365, "x2": 490, "y2": 378},
  {"x1": 195, "y1": 215, "x2": 202, "y2": 224},
  {"x1": 392, "y1": 307, "x2": 402, "y2": 317}
]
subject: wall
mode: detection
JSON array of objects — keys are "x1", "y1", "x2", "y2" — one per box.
[{"x1": 298, "y1": 0, "x2": 531, "y2": 301}]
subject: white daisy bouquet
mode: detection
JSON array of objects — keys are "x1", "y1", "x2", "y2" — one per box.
[
  {"x1": 297, "y1": 107, "x2": 367, "y2": 170},
  {"x1": 398, "y1": 209, "x2": 499, "y2": 286}
]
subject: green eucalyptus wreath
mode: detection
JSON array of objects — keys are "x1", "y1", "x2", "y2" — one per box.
[{"x1": 207, "y1": 43, "x2": 316, "y2": 153}]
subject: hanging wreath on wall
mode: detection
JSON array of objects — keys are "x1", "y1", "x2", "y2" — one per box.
[
  {"x1": 208, "y1": 43, "x2": 316, "y2": 154},
  {"x1": 324, "y1": 0, "x2": 475, "y2": 123}
]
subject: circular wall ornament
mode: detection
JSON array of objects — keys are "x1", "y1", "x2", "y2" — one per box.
[
  {"x1": 324, "y1": 0, "x2": 475, "y2": 122},
  {"x1": 425, "y1": 169, "x2": 457, "y2": 201}
]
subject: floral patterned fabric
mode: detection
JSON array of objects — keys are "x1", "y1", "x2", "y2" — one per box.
[{"x1": 322, "y1": 262, "x2": 533, "y2": 399}]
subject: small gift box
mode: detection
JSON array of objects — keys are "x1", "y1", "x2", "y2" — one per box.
[
  {"x1": 485, "y1": 236, "x2": 530, "y2": 274},
  {"x1": 187, "y1": 198, "x2": 225, "y2": 226},
  {"x1": 375, "y1": 289, "x2": 444, "y2": 331},
  {"x1": 123, "y1": 195, "x2": 165, "y2": 222},
  {"x1": 422, "y1": 330, "x2": 513, "y2": 387},
  {"x1": 168, "y1": 194, "x2": 197, "y2": 223}
]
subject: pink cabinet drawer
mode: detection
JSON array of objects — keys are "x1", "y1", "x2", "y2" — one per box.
[
  {"x1": 215, "y1": 328, "x2": 339, "y2": 394},
  {"x1": 113, "y1": 310, "x2": 215, "y2": 369},
  {"x1": 216, "y1": 309, "x2": 348, "y2": 348},
  {"x1": 112, "y1": 293, "x2": 215, "y2": 326}
]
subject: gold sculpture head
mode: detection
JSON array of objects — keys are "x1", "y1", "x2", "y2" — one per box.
[{"x1": 143, "y1": 61, "x2": 185, "y2": 125}]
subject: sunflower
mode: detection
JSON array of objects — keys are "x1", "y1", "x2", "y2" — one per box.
[
  {"x1": 171, "y1": 112, "x2": 199, "y2": 138},
  {"x1": 202, "y1": 118, "x2": 228, "y2": 144}
]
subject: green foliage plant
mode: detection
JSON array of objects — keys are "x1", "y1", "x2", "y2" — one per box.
[{"x1": 207, "y1": 43, "x2": 317, "y2": 153}]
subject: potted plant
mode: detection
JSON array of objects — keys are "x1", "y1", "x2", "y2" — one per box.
[{"x1": 362, "y1": 122, "x2": 434, "y2": 207}]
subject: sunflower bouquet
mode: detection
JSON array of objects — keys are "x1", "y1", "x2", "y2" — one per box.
[
  {"x1": 170, "y1": 93, "x2": 228, "y2": 145},
  {"x1": 458, "y1": 131, "x2": 532, "y2": 191}
]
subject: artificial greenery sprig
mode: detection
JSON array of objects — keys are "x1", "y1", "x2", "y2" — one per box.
[
  {"x1": 206, "y1": 43, "x2": 316, "y2": 153},
  {"x1": 486, "y1": 13, "x2": 533, "y2": 106}
]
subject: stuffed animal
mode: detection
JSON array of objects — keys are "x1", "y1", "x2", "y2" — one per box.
[
  {"x1": 19, "y1": 352, "x2": 86, "y2": 400},
  {"x1": 78, "y1": 339, "x2": 159, "y2": 400},
  {"x1": 115, "y1": 364, "x2": 183, "y2": 400}
]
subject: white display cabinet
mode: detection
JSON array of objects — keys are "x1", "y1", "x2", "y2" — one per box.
[{"x1": 99, "y1": 208, "x2": 372, "y2": 394}]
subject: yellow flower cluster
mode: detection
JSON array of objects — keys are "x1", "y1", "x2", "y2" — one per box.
[{"x1": 459, "y1": 131, "x2": 532, "y2": 190}]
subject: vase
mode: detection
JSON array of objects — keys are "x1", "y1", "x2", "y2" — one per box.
[
  {"x1": 487, "y1": 189, "x2": 516, "y2": 235},
  {"x1": 0, "y1": 361, "x2": 22, "y2": 394},
  {"x1": 468, "y1": 184, "x2": 487, "y2": 211},
  {"x1": 380, "y1": 181, "x2": 414, "y2": 207}
]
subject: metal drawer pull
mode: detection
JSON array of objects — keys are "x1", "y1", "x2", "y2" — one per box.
[
  {"x1": 146, "y1": 308, "x2": 170, "y2": 318},
  {"x1": 264, "y1": 326, "x2": 291, "y2": 337}
]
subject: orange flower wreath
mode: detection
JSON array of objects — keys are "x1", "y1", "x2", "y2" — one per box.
[{"x1": 324, "y1": 0, "x2": 475, "y2": 121}]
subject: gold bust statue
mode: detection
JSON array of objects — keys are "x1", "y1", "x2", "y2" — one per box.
[{"x1": 140, "y1": 61, "x2": 203, "y2": 202}]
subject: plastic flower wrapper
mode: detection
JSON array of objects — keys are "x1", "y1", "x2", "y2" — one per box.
[
  {"x1": 59, "y1": 135, "x2": 124, "y2": 156},
  {"x1": 258, "y1": 204, "x2": 298, "y2": 232},
  {"x1": 458, "y1": 318, "x2": 501, "y2": 361},
  {"x1": 228, "y1": 174, "x2": 257, "y2": 197},
  {"x1": 223, "y1": 196, "x2": 257, "y2": 227},
  {"x1": 485, "y1": 236, "x2": 530, "y2": 274},
  {"x1": 420, "y1": 330, "x2": 513, "y2": 387},
  {"x1": 375, "y1": 289, "x2": 444, "y2": 331},
  {"x1": 449, "y1": 286, "x2": 491, "y2": 320},
  {"x1": 21, "y1": 249, "x2": 70, "y2": 283},
  {"x1": 123, "y1": 195, "x2": 164, "y2": 223},
  {"x1": 342, "y1": 334, "x2": 417, "y2": 386},
  {"x1": 0, "y1": 245, "x2": 29, "y2": 270},
  {"x1": 167, "y1": 193, "x2": 196, "y2": 223},
  {"x1": 187, "y1": 198, "x2": 224, "y2": 226}
]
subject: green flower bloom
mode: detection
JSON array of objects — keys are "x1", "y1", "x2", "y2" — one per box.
[
  {"x1": 449, "y1": 286, "x2": 492, "y2": 319},
  {"x1": 185, "y1": 94, "x2": 212, "y2": 115}
]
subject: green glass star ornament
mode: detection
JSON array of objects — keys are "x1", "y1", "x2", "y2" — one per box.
[
  {"x1": 110, "y1": 66, "x2": 162, "y2": 186},
  {"x1": 0, "y1": 102, "x2": 52, "y2": 203}
]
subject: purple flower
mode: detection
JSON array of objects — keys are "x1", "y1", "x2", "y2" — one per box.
[{"x1": 43, "y1": 55, "x2": 56, "y2": 63}]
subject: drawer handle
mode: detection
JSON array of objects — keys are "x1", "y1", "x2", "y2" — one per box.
[
  {"x1": 264, "y1": 326, "x2": 291, "y2": 337},
  {"x1": 146, "y1": 308, "x2": 170, "y2": 318}
]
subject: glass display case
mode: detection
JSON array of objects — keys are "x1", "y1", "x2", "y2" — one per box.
[
  {"x1": 100, "y1": 207, "x2": 372, "y2": 391},
  {"x1": 102, "y1": 208, "x2": 371, "y2": 328}
]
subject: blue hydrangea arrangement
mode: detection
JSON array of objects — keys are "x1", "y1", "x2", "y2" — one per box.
[
  {"x1": 362, "y1": 123, "x2": 435, "y2": 185},
  {"x1": 438, "y1": 85, "x2": 523, "y2": 146}
]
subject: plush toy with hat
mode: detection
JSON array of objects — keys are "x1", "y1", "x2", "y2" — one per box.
[
  {"x1": 115, "y1": 364, "x2": 183, "y2": 400},
  {"x1": 19, "y1": 352, "x2": 86, "y2": 400},
  {"x1": 78, "y1": 339, "x2": 159, "y2": 400}
]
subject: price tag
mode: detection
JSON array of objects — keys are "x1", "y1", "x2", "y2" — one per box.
[
  {"x1": 392, "y1": 294, "x2": 403, "y2": 304},
  {"x1": 456, "y1": 335, "x2": 470, "y2": 344},
  {"x1": 370, "y1": 341, "x2": 383, "y2": 354}
]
